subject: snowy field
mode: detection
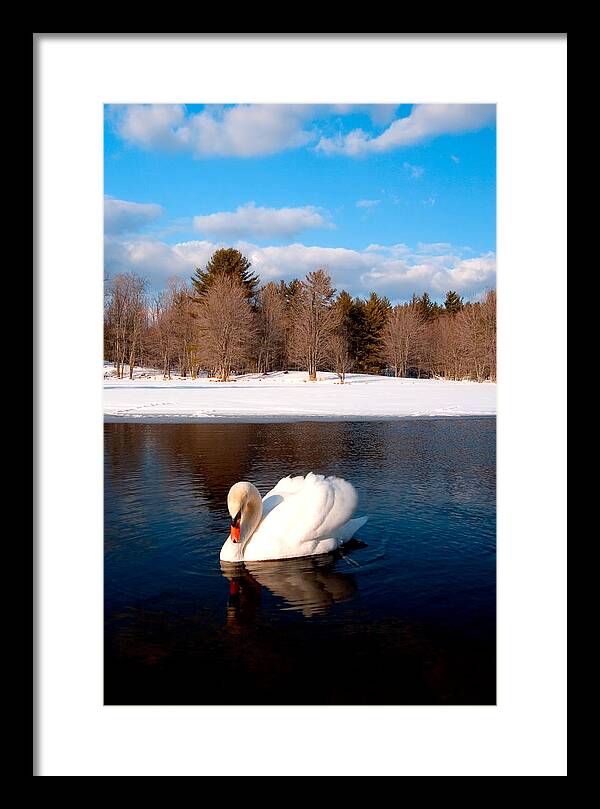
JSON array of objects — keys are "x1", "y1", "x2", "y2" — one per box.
[{"x1": 104, "y1": 365, "x2": 496, "y2": 422}]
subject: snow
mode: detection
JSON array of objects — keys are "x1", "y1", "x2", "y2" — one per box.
[{"x1": 104, "y1": 366, "x2": 496, "y2": 422}]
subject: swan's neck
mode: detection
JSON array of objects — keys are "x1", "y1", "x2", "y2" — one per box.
[{"x1": 241, "y1": 493, "x2": 263, "y2": 547}]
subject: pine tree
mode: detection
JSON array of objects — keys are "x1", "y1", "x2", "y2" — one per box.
[
  {"x1": 415, "y1": 291, "x2": 442, "y2": 322},
  {"x1": 333, "y1": 290, "x2": 354, "y2": 336},
  {"x1": 347, "y1": 298, "x2": 367, "y2": 366},
  {"x1": 190, "y1": 248, "x2": 259, "y2": 300},
  {"x1": 284, "y1": 278, "x2": 303, "y2": 306},
  {"x1": 356, "y1": 292, "x2": 392, "y2": 374},
  {"x1": 334, "y1": 290, "x2": 372, "y2": 369},
  {"x1": 444, "y1": 290, "x2": 464, "y2": 315}
]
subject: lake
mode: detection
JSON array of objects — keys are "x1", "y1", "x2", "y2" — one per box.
[{"x1": 104, "y1": 419, "x2": 496, "y2": 705}]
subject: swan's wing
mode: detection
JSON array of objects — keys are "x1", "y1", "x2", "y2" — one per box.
[
  {"x1": 335, "y1": 514, "x2": 369, "y2": 543},
  {"x1": 260, "y1": 475, "x2": 306, "y2": 519},
  {"x1": 256, "y1": 473, "x2": 359, "y2": 546},
  {"x1": 264, "y1": 474, "x2": 307, "y2": 500}
]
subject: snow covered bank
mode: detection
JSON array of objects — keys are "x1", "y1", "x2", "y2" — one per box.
[{"x1": 104, "y1": 368, "x2": 496, "y2": 422}]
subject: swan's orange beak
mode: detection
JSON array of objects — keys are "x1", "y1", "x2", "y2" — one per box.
[{"x1": 230, "y1": 511, "x2": 241, "y2": 543}]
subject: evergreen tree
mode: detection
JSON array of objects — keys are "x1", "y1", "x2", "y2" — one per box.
[
  {"x1": 356, "y1": 292, "x2": 392, "y2": 374},
  {"x1": 333, "y1": 290, "x2": 354, "y2": 336},
  {"x1": 415, "y1": 291, "x2": 441, "y2": 322},
  {"x1": 348, "y1": 297, "x2": 367, "y2": 368},
  {"x1": 329, "y1": 294, "x2": 368, "y2": 368},
  {"x1": 284, "y1": 278, "x2": 303, "y2": 306},
  {"x1": 190, "y1": 248, "x2": 259, "y2": 300},
  {"x1": 444, "y1": 290, "x2": 464, "y2": 315}
]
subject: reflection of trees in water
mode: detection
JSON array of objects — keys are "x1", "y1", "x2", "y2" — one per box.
[
  {"x1": 152, "y1": 423, "x2": 263, "y2": 511},
  {"x1": 105, "y1": 420, "x2": 495, "y2": 542},
  {"x1": 105, "y1": 419, "x2": 493, "y2": 520},
  {"x1": 258, "y1": 422, "x2": 363, "y2": 478},
  {"x1": 150, "y1": 422, "x2": 376, "y2": 513},
  {"x1": 104, "y1": 423, "x2": 149, "y2": 488}
]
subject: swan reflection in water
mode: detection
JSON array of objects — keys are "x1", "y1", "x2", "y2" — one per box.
[{"x1": 220, "y1": 550, "x2": 359, "y2": 626}]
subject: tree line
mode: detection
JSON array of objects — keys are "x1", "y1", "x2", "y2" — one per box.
[{"x1": 104, "y1": 248, "x2": 496, "y2": 383}]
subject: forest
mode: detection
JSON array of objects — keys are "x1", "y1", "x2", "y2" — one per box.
[{"x1": 104, "y1": 248, "x2": 496, "y2": 383}]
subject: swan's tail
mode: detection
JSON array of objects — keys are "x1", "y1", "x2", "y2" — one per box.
[{"x1": 337, "y1": 515, "x2": 368, "y2": 545}]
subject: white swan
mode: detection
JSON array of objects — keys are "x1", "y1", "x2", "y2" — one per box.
[{"x1": 219, "y1": 472, "x2": 368, "y2": 563}]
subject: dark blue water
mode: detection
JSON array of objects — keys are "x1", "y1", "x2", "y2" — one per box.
[{"x1": 104, "y1": 419, "x2": 496, "y2": 704}]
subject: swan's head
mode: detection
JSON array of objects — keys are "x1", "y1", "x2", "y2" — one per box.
[{"x1": 227, "y1": 481, "x2": 262, "y2": 545}]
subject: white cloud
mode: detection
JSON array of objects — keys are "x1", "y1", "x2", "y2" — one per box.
[
  {"x1": 317, "y1": 104, "x2": 496, "y2": 156},
  {"x1": 109, "y1": 104, "x2": 408, "y2": 158},
  {"x1": 104, "y1": 197, "x2": 163, "y2": 234},
  {"x1": 104, "y1": 235, "x2": 199, "y2": 277},
  {"x1": 193, "y1": 202, "x2": 332, "y2": 240},
  {"x1": 109, "y1": 105, "x2": 187, "y2": 151},
  {"x1": 442, "y1": 254, "x2": 497, "y2": 289},
  {"x1": 356, "y1": 199, "x2": 381, "y2": 209},
  {"x1": 360, "y1": 251, "x2": 497, "y2": 300},
  {"x1": 109, "y1": 104, "x2": 494, "y2": 159},
  {"x1": 451, "y1": 154, "x2": 461, "y2": 164},
  {"x1": 365, "y1": 243, "x2": 411, "y2": 256},
  {"x1": 109, "y1": 104, "x2": 317, "y2": 158},
  {"x1": 403, "y1": 162, "x2": 424, "y2": 179},
  {"x1": 105, "y1": 234, "x2": 496, "y2": 301}
]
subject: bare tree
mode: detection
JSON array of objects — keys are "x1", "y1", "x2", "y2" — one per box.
[
  {"x1": 382, "y1": 303, "x2": 423, "y2": 377},
  {"x1": 165, "y1": 278, "x2": 198, "y2": 378},
  {"x1": 480, "y1": 289, "x2": 496, "y2": 381},
  {"x1": 126, "y1": 278, "x2": 147, "y2": 379},
  {"x1": 147, "y1": 290, "x2": 176, "y2": 379},
  {"x1": 104, "y1": 269, "x2": 496, "y2": 385},
  {"x1": 327, "y1": 332, "x2": 353, "y2": 383},
  {"x1": 104, "y1": 273, "x2": 147, "y2": 378},
  {"x1": 105, "y1": 276, "x2": 127, "y2": 378},
  {"x1": 282, "y1": 279, "x2": 303, "y2": 371},
  {"x1": 289, "y1": 269, "x2": 340, "y2": 381},
  {"x1": 195, "y1": 273, "x2": 255, "y2": 381},
  {"x1": 431, "y1": 315, "x2": 465, "y2": 379},
  {"x1": 256, "y1": 282, "x2": 286, "y2": 374},
  {"x1": 456, "y1": 292, "x2": 496, "y2": 383}
]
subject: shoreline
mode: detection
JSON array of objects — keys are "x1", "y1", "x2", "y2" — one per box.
[{"x1": 104, "y1": 412, "x2": 496, "y2": 425}]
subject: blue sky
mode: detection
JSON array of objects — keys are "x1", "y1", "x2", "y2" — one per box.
[{"x1": 104, "y1": 104, "x2": 496, "y2": 302}]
